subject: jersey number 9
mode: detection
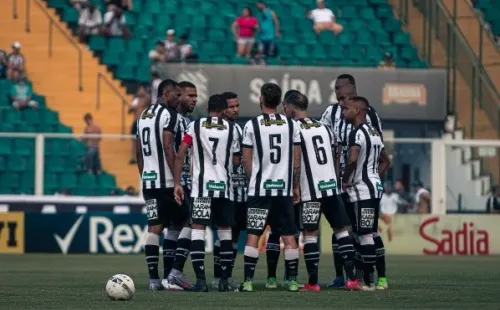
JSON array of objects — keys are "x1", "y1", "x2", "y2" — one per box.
[
  {"x1": 142, "y1": 128, "x2": 152, "y2": 156},
  {"x1": 269, "y1": 134, "x2": 282, "y2": 164}
]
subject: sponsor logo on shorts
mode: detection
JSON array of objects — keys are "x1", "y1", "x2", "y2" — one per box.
[
  {"x1": 142, "y1": 171, "x2": 158, "y2": 181},
  {"x1": 263, "y1": 179, "x2": 285, "y2": 190},
  {"x1": 302, "y1": 202, "x2": 321, "y2": 224},
  {"x1": 192, "y1": 197, "x2": 212, "y2": 219},
  {"x1": 146, "y1": 199, "x2": 158, "y2": 220},
  {"x1": 360, "y1": 207, "x2": 375, "y2": 229},
  {"x1": 318, "y1": 179, "x2": 336, "y2": 191},
  {"x1": 206, "y1": 181, "x2": 226, "y2": 191},
  {"x1": 247, "y1": 208, "x2": 269, "y2": 230}
]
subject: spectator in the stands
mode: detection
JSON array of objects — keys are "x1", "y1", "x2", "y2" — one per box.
[
  {"x1": 105, "y1": 0, "x2": 131, "y2": 10},
  {"x1": 128, "y1": 85, "x2": 151, "y2": 164},
  {"x1": 77, "y1": 3, "x2": 102, "y2": 43},
  {"x1": 232, "y1": 7, "x2": 259, "y2": 58},
  {"x1": 307, "y1": 0, "x2": 343, "y2": 35},
  {"x1": 486, "y1": 185, "x2": 500, "y2": 213},
  {"x1": 394, "y1": 179, "x2": 412, "y2": 213},
  {"x1": 148, "y1": 40, "x2": 168, "y2": 70},
  {"x1": 7, "y1": 42, "x2": 26, "y2": 80},
  {"x1": 102, "y1": 5, "x2": 130, "y2": 39},
  {"x1": 256, "y1": 1, "x2": 280, "y2": 59},
  {"x1": 0, "y1": 50, "x2": 7, "y2": 78},
  {"x1": 379, "y1": 52, "x2": 396, "y2": 70},
  {"x1": 177, "y1": 34, "x2": 196, "y2": 61},
  {"x1": 82, "y1": 113, "x2": 102, "y2": 175},
  {"x1": 10, "y1": 69, "x2": 38, "y2": 110},
  {"x1": 70, "y1": 0, "x2": 88, "y2": 11},
  {"x1": 150, "y1": 72, "x2": 161, "y2": 103},
  {"x1": 164, "y1": 29, "x2": 178, "y2": 59}
]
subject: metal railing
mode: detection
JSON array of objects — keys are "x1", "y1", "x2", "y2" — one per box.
[
  {"x1": 96, "y1": 72, "x2": 128, "y2": 135},
  {"x1": 12, "y1": 0, "x2": 18, "y2": 19},
  {"x1": 24, "y1": 0, "x2": 83, "y2": 91}
]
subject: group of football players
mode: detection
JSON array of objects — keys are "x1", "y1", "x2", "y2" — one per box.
[{"x1": 136, "y1": 73, "x2": 390, "y2": 293}]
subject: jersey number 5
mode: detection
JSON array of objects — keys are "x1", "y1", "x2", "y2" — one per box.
[
  {"x1": 142, "y1": 127, "x2": 152, "y2": 156},
  {"x1": 269, "y1": 134, "x2": 282, "y2": 164}
]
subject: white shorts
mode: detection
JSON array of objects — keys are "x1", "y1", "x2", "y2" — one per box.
[{"x1": 238, "y1": 38, "x2": 255, "y2": 45}]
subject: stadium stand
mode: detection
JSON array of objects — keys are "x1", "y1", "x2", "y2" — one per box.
[
  {"x1": 0, "y1": 77, "x2": 119, "y2": 195},
  {"x1": 48, "y1": 0, "x2": 427, "y2": 86},
  {"x1": 474, "y1": 0, "x2": 500, "y2": 40}
]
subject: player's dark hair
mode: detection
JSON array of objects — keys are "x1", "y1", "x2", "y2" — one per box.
[
  {"x1": 284, "y1": 89, "x2": 300, "y2": 101},
  {"x1": 285, "y1": 92, "x2": 308, "y2": 111},
  {"x1": 208, "y1": 94, "x2": 228, "y2": 112},
  {"x1": 337, "y1": 74, "x2": 356, "y2": 86},
  {"x1": 260, "y1": 83, "x2": 282, "y2": 109},
  {"x1": 352, "y1": 96, "x2": 370, "y2": 109},
  {"x1": 157, "y1": 79, "x2": 178, "y2": 99},
  {"x1": 178, "y1": 81, "x2": 196, "y2": 89},
  {"x1": 221, "y1": 92, "x2": 238, "y2": 100}
]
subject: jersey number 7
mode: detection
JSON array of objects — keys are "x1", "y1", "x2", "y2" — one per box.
[{"x1": 209, "y1": 137, "x2": 219, "y2": 165}]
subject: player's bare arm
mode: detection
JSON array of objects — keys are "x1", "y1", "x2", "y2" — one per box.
[
  {"x1": 378, "y1": 149, "x2": 391, "y2": 177},
  {"x1": 342, "y1": 145, "x2": 360, "y2": 192},
  {"x1": 136, "y1": 138, "x2": 143, "y2": 175},
  {"x1": 242, "y1": 147, "x2": 253, "y2": 182},
  {"x1": 173, "y1": 141, "x2": 189, "y2": 204},
  {"x1": 162, "y1": 131, "x2": 176, "y2": 173},
  {"x1": 292, "y1": 144, "x2": 301, "y2": 205}
]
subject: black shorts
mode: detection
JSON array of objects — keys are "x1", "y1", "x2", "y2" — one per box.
[
  {"x1": 299, "y1": 195, "x2": 350, "y2": 231},
  {"x1": 347, "y1": 199, "x2": 380, "y2": 234},
  {"x1": 233, "y1": 201, "x2": 247, "y2": 232},
  {"x1": 190, "y1": 197, "x2": 234, "y2": 227},
  {"x1": 143, "y1": 188, "x2": 188, "y2": 227},
  {"x1": 246, "y1": 196, "x2": 297, "y2": 237},
  {"x1": 130, "y1": 120, "x2": 138, "y2": 136}
]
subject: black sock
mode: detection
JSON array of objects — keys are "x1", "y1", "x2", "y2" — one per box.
[
  {"x1": 303, "y1": 236, "x2": 320, "y2": 285},
  {"x1": 162, "y1": 231, "x2": 178, "y2": 278},
  {"x1": 266, "y1": 232, "x2": 280, "y2": 278},
  {"x1": 359, "y1": 242, "x2": 376, "y2": 286},
  {"x1": 213, "y1": 240, "x2": 222, "y2": 278},
  {"x1": 374, "y1": 234, "x2": 386, "y2": 278},
  {"x1": 172, "y1": 227, "x2": 191, "y2": 273},
  {"x1": 244, "y1": 246, "x2": 259, "y2": 281},
  {"x1": 353, "y1": 237, "x2": 363, "y2": 281},
  {"x1": 190, "y1": 229, "x2": 206, "y2": 281},
  {"x1": 284, "y1": 248, "x2": 299, "y2": 280},
  {"x1": 144, "y1": 232, "x2": 160, "y2": 280},
  {"x1": 332, "y1": 234, "x2": 344, "y2": 278},
  {"x1": 217, "y1": 229, "x2": 233, "y2": 280},
  {"x1": 336, "y1": 232, "x2": 356, "y2": 281},
  {"x1": 229, "y1": 243, "x2": 237, "y2": 278}
]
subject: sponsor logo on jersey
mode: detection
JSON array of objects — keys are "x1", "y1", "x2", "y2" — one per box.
[
  {"x1": 201, "y1": 121, "x2": 227, "y2": 130},
  {"x1": 360, "y1": 207, "x2": 375, "y2": 229},
  {"x1": 318, "y1": 179, "x2": 337, "y2": 191},
  {"x1": 142, "y1": 171, "x2": 158, "y2": 181},
  {"x1": 299, "y1": 121, "x2": 321, "y2": 129},
  {"x1": 247, "y1": 208, "x2": 269, "y2": 230},
  {"x1": 145, "y1": 199, "x2": 158, "y2": 221},
  {"x1": 141, "y1": 111, "x2": 155, "y2": 119},
  {"x1": 263, "y1": 179, "x2": 285, "y2": 190},
  {"x1": 192, "y1": 197, "x2": 212, "y2": 219},
  {"x1": 176, "y1": 69, "x2": 209, "y2": 105},
  {"x1": 260, "y1": 118, "x2": 286, "y2": 126},
  {"x1": 302, "y1": 202, "x2": 321, "y2": 224},
  {"x1": 206, "y1": 181, "x2": 226, "y2": 191}
]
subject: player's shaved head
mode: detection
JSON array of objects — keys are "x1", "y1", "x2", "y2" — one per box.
[
  {"x1": 207, "y1": 94, "x2": 228, "y2": 112},
  {"x1": 351, "y1": 96, "x2": 370, "y2": 110},
  {"x1": 260, "y1": 83, "x2": 282, "y2": 109},
  {"x1": 285, "y1": 92, "x2": 308, "y2": 111},
  {"x1": 337, "y1": 83, "x2": 357, "y2": 106}
]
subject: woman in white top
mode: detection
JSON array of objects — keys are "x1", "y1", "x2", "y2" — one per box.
[
  {"x1": 307, "y1": 0, "x2": 343, "y2": 35},
  {"x1": 380, "y1": 185, "x2": 400, "y2": 241}
]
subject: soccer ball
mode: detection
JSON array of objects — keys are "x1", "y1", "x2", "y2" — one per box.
[{"x1": 106, "y1": 274, "x2": 136, "y2": 301}]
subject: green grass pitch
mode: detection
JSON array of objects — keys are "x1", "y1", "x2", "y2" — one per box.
[{"x1": 1, "y1": 254, "x2": 499, "y2": 309}]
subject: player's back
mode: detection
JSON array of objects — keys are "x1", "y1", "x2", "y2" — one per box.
[
  {"x1": 137, "y1": 104, "x2": 177, "y2": 189},
  {"x1": 243, "y1": 113, "x2": 298, "y2": 197},
  {"x1": 190, "y1": 116, "x2": 237, "y2": 198},
  {"x1": 296, "y1": 118, "x2": 338, "y2": 201},
  {"x1": 348, "y1": 122, "x2": 384, "y2": 201}
]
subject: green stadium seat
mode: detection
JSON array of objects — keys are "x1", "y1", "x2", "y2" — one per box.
[
  {"x1": 230, "y1": 56, "x2": 248, "y2": 64},
  {"x1": 366, "y1": 45, "x2": 382, "y2": 61},
  {"x1": 144, "y1": 0, "x2": 160, "y2": 14},
  {"x1": 376, "y1": 5, "x2": 394, "y2": 18},
  {"x1": 14, "y1": 138, "x2": 34, "y2": 156},
  {"x1": 124, "y1": 11, "x2": 137, "y2": 26},
  {"x1": 57, "y1": 124, "x2": 73, "y2": 133},
  {"x1": 400, "y1": 46, "x2": 418, "y2": 61},
  {"x1": 44, "y1": 173, "x2": 59, "y2": 193},
  {"x1": 60, "y1": 173, "x2": 77, "y2": 189},
  {"x1": 70, "y1": 140, "x2": 87, "y2": 158},
  {"x1": 133, "y1": 25, "x2": 150, "y2": 38},
  {"x1": 136, "y1": 65, "x2": 152, "y2": 83},
  {"x1": 361, "y1": 7, "x2": 376, "y2": 20},
  {"x1": 340, "y1": 6, "x2": 357, "y2": 19},
  {"x1": 357, "y1": 32, "x2": 375, "y2": 46},
  {"x1": 394, "y1": 32, "x2": 411, "y2": 45},
  {"x1": 126, "y1": 38, "x2": 144, "y2": 53},
  {"x1": 7, "y1": 155, "x2": 27, "y2": 172},
  {"x1": 22, "y1": 109, "x2": 42, "y2": 124},
  {"x1": 0, "y1": 139, "x2": 11, "y2": 156},
  {"x1": 3, "y1": 109, "x2": 22, "y2": 124},
  {"x1": 63, "y1": 7, "x2": 79, "y2": 23},
  {"x1": 78, "y1": 173, "x2": 97, "y2": 189},
  {"x1": 89, "y1": 36, "x2": 106, "y2": 51},
  {"x1": 46, "y1": 156, "x2": 65, "y2": 172},
  {"x1": 108, "y1": 38, "x2": 126, "y2": 52},
  {"x1": 116, "y1": 65, "x2": 136, "y2": 81},
  {"x1": 384, "y1": 18, "x2": 402, "y2": 32},
  {"x1": 42, "y1": 109, "x2": 59, "y2": 125},
  {"x1": 347, "y1": 45, "x2": 364, "y2": 61},
  {"x1": 102, "y1": 50, "x2": 122, "y2": 66},
  {"x1": 0, "y1": 156, "x2": 5, "y2": 171},
  {"x1": 31, "y1": 94, "x2": 46, "y2": 108},
  {"x1": 48, "y1": 0, "x2": 66, "y2": 9},
  {"x1": 0, "y1": 123, "x2": 15, "y2": 132},
  {"x1": 0, "y1": 172, "x2": 20, "y2": 190},
  {"x1": 98, "y1": 173, "x2": 117, "y2": 189}
]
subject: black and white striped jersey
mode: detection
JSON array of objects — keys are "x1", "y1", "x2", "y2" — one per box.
[
  {"x1": 296, "y1": 118, "x2": 339, "y2": 201},
  {"x1": 347, "y1": 123, "x2": 384, "y2": 201},
  {"x1": 174, "y1": 114, "x2": 192, "y2": 188},
  {"x1": 229, "y1": 123, "x2": 247, "y2": 203},
  {"x1": 137, "y1": 104, "x2": 178, "y2": 189},
  {"x1": 242, "y1": 114, "x2": 301, "y2": 197},
  {"x1": 185, "y1": 117, "x2": 240, "y2": 198},
  {"x1": 320, "y1": 103, "x2": 382, "y2": 192}
]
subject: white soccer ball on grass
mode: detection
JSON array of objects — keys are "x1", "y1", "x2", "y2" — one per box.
[{"x1": 106, "y1": 274, "x2": 136, "y2": 301}]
